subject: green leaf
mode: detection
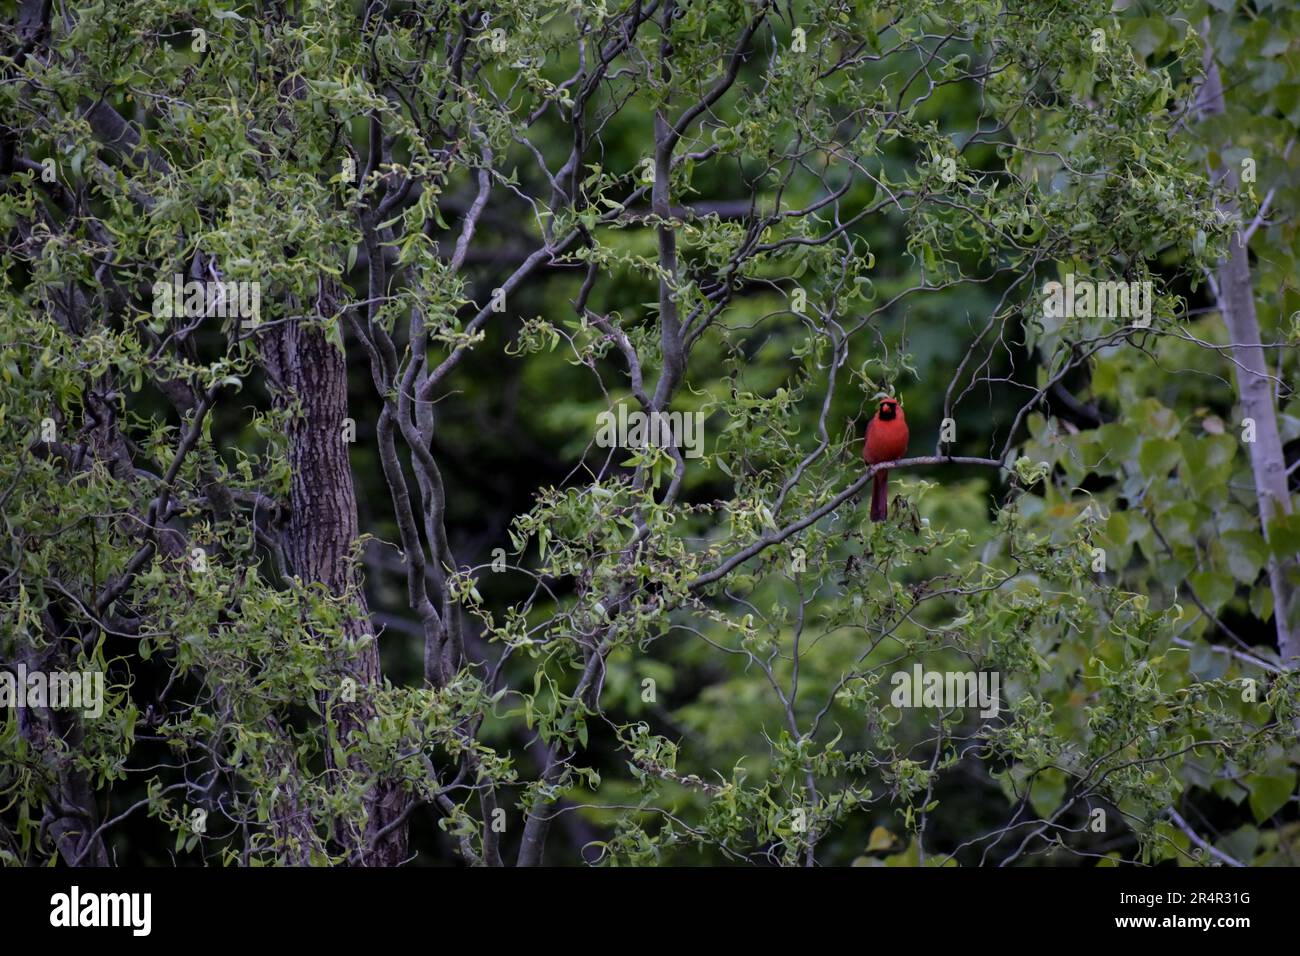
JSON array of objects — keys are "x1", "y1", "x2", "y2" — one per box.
[
  {"x1": 1138, "y1": 438, "x2": 1180, "y2": 477},
  {"x1": 1265, "y1": 513, "x2": 1300, "y2": 559},
  {"x1": 1189, "y1": 570, "x2": 1235, "y2": 612},
  {"x1": 1247, "y1": 771, "x2": 1295, "y2": 823},
  {"x1": 866, "y1": 826, "x2": 895, "y2": 852},
  {"x1": 1220, "y1": 531, "x2": 1266, "y2": 584},
  {"x1": 1029, "y1": 769, "x2": 1066, "y2": 819},
  {"x1": 1095, "y1": 423, "x2": 1138, "y2": 462}
]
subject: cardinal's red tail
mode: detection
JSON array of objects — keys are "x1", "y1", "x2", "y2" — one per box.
[{"x1": 870, "y1": 470, "x2": 889, "y2": 522}]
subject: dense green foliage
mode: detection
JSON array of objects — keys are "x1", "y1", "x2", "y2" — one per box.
[{"x1": 1, "y1": 0, "x2": 1297, "y2": 866}]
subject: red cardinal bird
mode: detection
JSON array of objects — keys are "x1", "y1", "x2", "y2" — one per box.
[{"x1": 863, "y1": 397, "x2": 909, "y2": 522}]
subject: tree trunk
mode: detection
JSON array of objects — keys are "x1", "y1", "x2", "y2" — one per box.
[
  {"x1": 1198, "y1": 44, "x2": 1299, "y2": 664},
  {"x1": 265, "y1": 298, "x2": 410, "y2": 864}
]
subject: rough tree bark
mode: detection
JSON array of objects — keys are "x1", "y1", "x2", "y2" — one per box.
[{"x1": 263, "y1": 291, "x2": 410, "y2": 864}]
